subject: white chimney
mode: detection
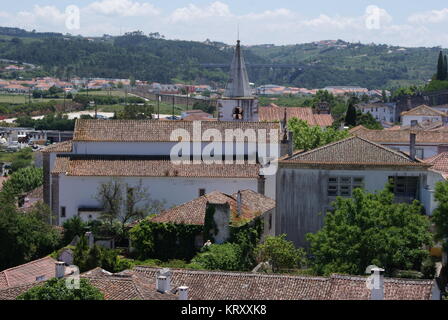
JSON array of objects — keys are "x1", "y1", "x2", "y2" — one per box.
[
  {"x1": 369, "y1": 267, "x2": 385, "y2": 300},
  {"x1": 157, "y1": 276, "x2": 168, "y2": 293},
  {"x1": 55, "y1": 261, "x2": 65, "y2": 279},
  {"x1": 178, "y1": 286, "x2": 189, "y2": 300}
]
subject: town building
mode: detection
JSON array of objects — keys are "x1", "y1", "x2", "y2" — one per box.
[
  {"x1": 356, "y1": 102, "x2": 396, "y2": 124},
  {"x1": 44, "y1": 120, "x2": 284, "y2": 226},
  {"x1": 259, "y1": 104, "x2": 334, "y2": 127},
  {"x1": 275, "y1": 135, "x2": 440, "y2": 248}
]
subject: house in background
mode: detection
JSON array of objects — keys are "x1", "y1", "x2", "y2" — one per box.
[
  {"x1": 356, "y1": 102, "x2": 396, "y2": 124},
  {"x1": 276, "y1": 135, "x2": 438, "y2": 248},
  {"x1": 259, "y1": 104, "x2": 334, "y2": 127},
  {"x1": 401, "y1": 105, "x2": 448, "y2": 127},
  {"x1": 350, "y1": 126, "x2": 448, "y2": 160}
]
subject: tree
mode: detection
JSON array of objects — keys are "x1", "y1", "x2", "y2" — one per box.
[
  {"x1": 254, "y1": 235, "x2": 306, "y2": 273},
  {"x1": 62, "y1": 216, "x2": 88, "y2": 246},
  {"x1": 1, "y1": 167, "x2": 43, "y2": 202},
  {"x1": 432, "y1": 181, "x2": 448, "y2": 243},
  {"x1": 344, "y1": 101, "x2": 357, "y2": 127},
  {"x1": 444, "y1": 55, "x2": 448, "y2": 81},
  {"x1": 95, "y1": 179, "x2": 165, "y2": 238},
  {"x1": 307, "y1": 188, "x2": 432, "y2": 276},
  {"x1": 189, "y1": 243, "x2": 243, "y2": 271},
  {"x1": 0, "y1": 203, "x2": 61, "y2": 270},
  {"x1": 17, "y1": 278, "x2": 104, "y2": 300},
  {"x1": 287, "y1": 118, "x2": 350, "y2": 152},
  {"x1": 437, "y1": 51, "x2": 445, "y2": 81}
]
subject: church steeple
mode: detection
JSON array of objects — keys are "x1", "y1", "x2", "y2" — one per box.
[{"x1": 224, "y1": 40, "x2": 252, "y2": 98}]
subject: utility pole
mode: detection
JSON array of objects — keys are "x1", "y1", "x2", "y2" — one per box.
[
  {"x1": 172, "y1": 95, "x2": 175, "y2": 119},
  {"x1": 157, "y1": 93, "x2": 160, "y2": 120}
]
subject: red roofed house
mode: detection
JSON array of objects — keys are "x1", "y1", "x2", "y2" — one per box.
[
  {"x1": 259, "y1": 104, "x2": 334, "y2": 127},
  {"x1": 148, "y1": 189, "x2": 275, "y2": 245}
]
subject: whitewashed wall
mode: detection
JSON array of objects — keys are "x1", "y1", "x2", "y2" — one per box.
[
  {"x1": 402, "y1": 115, "x2": 442, "y2": 126},
  {"x1": 56, "y1": 175, "x2": 259, "y2": 225},
  {"x1": 380, "y1": 143, "x2": 439, "y2": 160}
]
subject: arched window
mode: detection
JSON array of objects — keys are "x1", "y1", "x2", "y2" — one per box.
[{"x1": 233, "y1": 107, "x2": 244, "y2": 120}]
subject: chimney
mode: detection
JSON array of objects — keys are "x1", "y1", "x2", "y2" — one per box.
[
  {"x1": 55, "y1": 261, "x2": 65, "y2": 279},
  {"x1": 237, "y1": 191, "x2": 242, "y2": 217},
  {"x1": 287, "y1": 131, "x2": 294, "y2": 156},
  {"x1": 369, "y1": 267, "x2": 385, "y2": 300},
  {"x1": 410, "y1": 133, "x2": 416, "y2": 160},
  {"x1": 85, "y1": 231, "x2": 94, "y2": 248},
  {"x1": 157, "y1": 276, "x2": 168, "y2": 293},
  {"x1": 178, "y1": 286, "x2": 189, "y2": 300},
  {"x1": 156, "y1": 268, "x2": 172, "y2": 293}
]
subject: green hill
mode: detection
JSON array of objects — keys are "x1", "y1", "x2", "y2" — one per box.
[{"x1": 0, "y1": 27, "x2": 444, "y2": 90}]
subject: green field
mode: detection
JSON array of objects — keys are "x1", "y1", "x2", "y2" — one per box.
[
  {"x1": 94, "y1": 102, "x2": 190, "y2": 116},
  {"x1": 0, "y1": 94, "x2": 65, "y2": 104},
  {"x1": 78, "y1": 90, "x2": 126, "y2": 97}
]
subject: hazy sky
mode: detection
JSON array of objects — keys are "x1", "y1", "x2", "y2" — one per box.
[{"x1": 3, "y1": 0, "x2": 448, "y2": 47}]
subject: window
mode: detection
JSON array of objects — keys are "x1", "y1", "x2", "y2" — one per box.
[
  {"x1": 268, "y1": 214, "x2": 272, "y2": 230},
  {"x1": 389, "y1": 176, "x2": 418, "y2": 201},
  {"x1": 232, "y1": 107, "x2": 244, "y2": 120},
  {"x1": 60, "y1": 206, "x2": 66, "y2": 218},
  {"x1": 199, "y1": 189, "x2": 206, "y2": 197},
  {"x1": 327, "y1": 177, "x2": 364, "y2": 197},
  {"x1": 36, "y1": 275, "x2": 46, "y2": 281}
]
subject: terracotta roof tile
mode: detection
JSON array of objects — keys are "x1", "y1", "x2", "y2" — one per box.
[
  {"x1": 150, "y1": 190, "x2": 275, "y2": 225},
  {"x1": 52, "y1": 156, "x2": 261, "y2": 178},
  {"x1": 401, "y1": 105, "x2": 447, "y2": 117},
  {"x1": 283, "y1": 136, "x2": 428, "y2": 167},
  {"x1": 73, "y1": 119, "x2": 280, "y2": 142},
  {"x1": 425, "y1": 152, "x2": 448, "y2": 178},
  {"x1": 0, "y1": 256, "x2": 58, "y2": 290},
  {"x1": 259, "y1": 104, "x2": 333, "y2": 127},
  {"x1": 41, "y1": 140, "x2": 72, "y2": 153},
  {"x1": 127, "y1": 267, "x2": 436, "y2": 300},
  {"x1": 351, "y1": 126, "x2": 448, "y2": 144}
]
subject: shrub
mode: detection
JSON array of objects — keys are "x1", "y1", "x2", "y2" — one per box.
[
  {"x1": 189, "y1": 243, "x2": 243, "y2": 271},
  {"x1": 17, "y1": 278, "x2": 104, "y2": 300}
]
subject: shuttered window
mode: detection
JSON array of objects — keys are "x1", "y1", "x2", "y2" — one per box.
[{"x1": 328, "y1": 177, "x2": 364, "y2": 197}]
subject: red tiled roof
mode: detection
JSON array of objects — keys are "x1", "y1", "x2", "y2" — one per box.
[
  {"x1": 127, "y1": 267, "x2": 436, "y2": 300},
  {"x1": 425, "y1": 152, "x2": 448, "y2": 179},
  {"x1": 52, "y1": 155, "x2": 261, "y2": 178},
  {"x1": 282, "y1": 136, "x2": 429, "y2": 168},
  {"x1": 259, "y1": 104, "x2": 333, "y2": 127},
  {"x1": 73, "y1": 119, "x2": 280, "y2": 142},
  {"x1": 350, "y1": 126, "x2": 448, "y2": 144},
  {"x1": 0, "y1": 257, "x2": 58, "y2": 289},
  {"x1": 401, "y1": 105, "x2": 447, "y2": 117},
  {"x1": 150, "y1": 190, "x2": 275, "y2": 226},
  {"x1": 41, "y1": 140, "x2": 72, "y2": 153}
]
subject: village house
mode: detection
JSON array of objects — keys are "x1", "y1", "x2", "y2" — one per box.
[
  {"x1": 148, "y1": 189, "x2": 276, "y2": 246},
  {"x1": 356, "y1": 102, "x2": 396, "y2": 124},
  {"x1": 275, "y1": 135, "x2": 440, "y2": 248},
  {"x1": 401, "y1": 105, "x2": 448, "y2": 127}
]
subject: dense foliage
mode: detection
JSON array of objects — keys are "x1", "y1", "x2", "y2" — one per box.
[
  {"x1": 306, "y1": 188, "x2": 432, "y2": 276},
  {"x1": 0, "y1": 203, "x2": 61, "y2": 270},
  {"x1": 189, "y1": 243, "x2": 243, "y2": 271},
  {"x1": 1, "y1": 166, "x2": 43, "y2": 198},
  {"x1": 288, "y1": 118, "x2": 350, "y2": 151},
  {"x1": 15, "y1": 114, "x2": 76, "y2": 131},
  {"x1": 16, "y1": 278, "x2": 104, "y2": 300},
  {"x1": 432, "y1": 181, "x2": 448, "y2": 243},
  {"x1": 129, "y1": 221, "x2": 202, "y2": 261},
  {"x1": 254, "y1": 235, "x2": 306, "y2": 272}
]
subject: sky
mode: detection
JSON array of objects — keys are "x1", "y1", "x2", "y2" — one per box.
[{"x1": 3, "y1": 0, "x2": 448, "y2": 47}]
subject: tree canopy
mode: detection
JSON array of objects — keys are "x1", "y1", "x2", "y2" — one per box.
[
  {"x1": 306, "y1": 188, "x2": 432, "y2": 276},
  {"x1": 16, "y1": 278, "x2": 104, "y2": 300}
]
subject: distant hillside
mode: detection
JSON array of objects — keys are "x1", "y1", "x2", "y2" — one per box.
[{"x1": 0, "y1": 27, "x2": 444, "y2": 89}]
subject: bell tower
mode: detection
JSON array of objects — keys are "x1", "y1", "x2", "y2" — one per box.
[{"x1": 218, "y1": 40, "x2": 259, "y2": 121}]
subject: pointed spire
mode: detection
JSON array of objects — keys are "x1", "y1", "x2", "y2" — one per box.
[{"x1": 224, "y1": 40, "x2": 252, "y2": 98}]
